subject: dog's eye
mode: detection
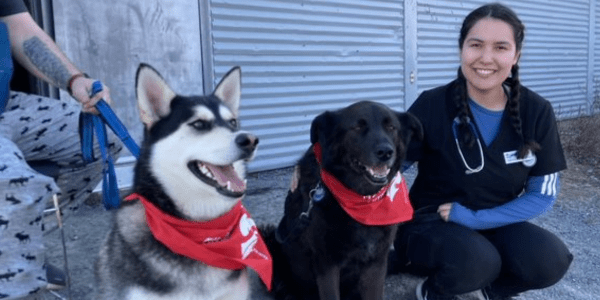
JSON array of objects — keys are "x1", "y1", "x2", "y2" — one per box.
[
  {"x1": 190, "y1": 120, "x2": 211, "y2": 131},
  {"x1": 354, "y1": 120, "x2": 367, "y2": 131},
  {"x1": 386, "y1": 124, "x2": 396, "y2": 131},
  {"x1": 229, "y1": 119, "x2": 238, "y2": 128}
]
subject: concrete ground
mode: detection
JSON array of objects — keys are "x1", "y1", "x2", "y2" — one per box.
[{"x1": 41, "y1": 162, "x2": 599, "y2": 299}]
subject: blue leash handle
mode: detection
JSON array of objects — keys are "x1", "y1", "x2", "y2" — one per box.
[
  {"x1": 79, "y1": 81, "x2": 140, "y2": 209},
  {"x1": 91, "y1": 82, "x2": 140, "y2": 158}
]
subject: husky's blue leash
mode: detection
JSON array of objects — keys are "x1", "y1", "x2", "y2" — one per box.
[
  {"x1": 0, "y1": 22, "x2": 13, "y2": 115},
  {"x1": 79, "y1": 81, "x2": 140, "y2": 209}
]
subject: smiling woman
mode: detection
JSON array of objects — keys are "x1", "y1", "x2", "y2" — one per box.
[
  {"x1": 460, "y1": 18, "x2": 519, "y2": 110},
  {"x1": 388, "y1": 3, "x2": 572, "y2": 300}
]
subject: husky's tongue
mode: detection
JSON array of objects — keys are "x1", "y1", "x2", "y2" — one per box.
[{"x1": 202, "y1": 163, "x2": 246, "y2": 193}]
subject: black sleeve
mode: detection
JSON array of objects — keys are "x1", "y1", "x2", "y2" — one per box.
[
  {"x1": 523, "y1": 89, "x2": 568, "y2": 176},
  {"x1": 0, "y1": 0, "x2": 28, "y2": 18}
]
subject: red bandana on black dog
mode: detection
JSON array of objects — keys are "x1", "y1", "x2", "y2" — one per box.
[
  {"x1": 125, "y1": 193, "x2": 273, "y2": 290},
  {"x1": 313, "y1": 143, "x2": 413, "y2": 226}
]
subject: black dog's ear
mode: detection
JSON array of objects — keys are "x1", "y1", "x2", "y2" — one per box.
[
  {"x1": 310, "y1": 111, "x2": 336, "y2": 145},
  {"x1": 397, "y1": 112, "x2": 423, "y2": 145}
]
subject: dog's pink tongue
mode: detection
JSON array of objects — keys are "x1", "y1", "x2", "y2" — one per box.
[
  {"x1": 207, "y1": 164, "x2": 245, "y2": 192},
  {"x1": 370, "y1": 165, "x2": 390, "y2": 178}
]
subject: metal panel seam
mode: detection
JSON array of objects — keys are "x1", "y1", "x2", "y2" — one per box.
[
  {"x1": 404, "y1": 0, "x2": 418, "y2": 110},
  {"x1": 589, "y1": 0, "x2": 597, "y2": 114},
  {"x1": 200, "y1": 0, "x2": 215, "y2": 94}
]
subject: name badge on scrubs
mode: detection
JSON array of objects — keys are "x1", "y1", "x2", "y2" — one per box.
[{"x1": 503, "y1": 150, "x2": 536, "y2": 167}]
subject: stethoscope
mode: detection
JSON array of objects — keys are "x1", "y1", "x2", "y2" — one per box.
[
  {"x1": 451, "y1": 86, "x2": 510, "y2": 175},
  {"x1": 452, "y1": 115, "x2": 537, "y2": 175},
  {"x1": 452, "y1": 116, "x2": 485, "y2": 175}
]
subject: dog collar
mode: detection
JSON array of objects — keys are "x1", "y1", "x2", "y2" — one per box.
[
  {"x1": 313, "y1": 143, "x2": 414, "y2": 226},
  {"x1": 126, "y1": 193, "x2": 273, "y2": 290}
]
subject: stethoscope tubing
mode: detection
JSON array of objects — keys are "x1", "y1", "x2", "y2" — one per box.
[{"x1": 452, "y1": 117, "x2": 485, "y2": 174}]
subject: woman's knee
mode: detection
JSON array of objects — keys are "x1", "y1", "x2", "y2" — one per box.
[
  {"x1": 437, "y1": 229, "x2": 502, "y2": 289},
  {"x1": 488, "y1": 222, "x2": 574, "y2": 290},
  {"x1": 396, "y1": 222, "x2": 502, "y2": 293},
  {"x1": 518, "y1": 240, "x2": 573, "y2": 289}
]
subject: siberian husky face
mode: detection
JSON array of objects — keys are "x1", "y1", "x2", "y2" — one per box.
[
  {"x1": 135, "y1": 65, "x2": 258, "y2": 220},
  {"x1": 95, "y1": 64, "x2": 259, "y2": 300}
]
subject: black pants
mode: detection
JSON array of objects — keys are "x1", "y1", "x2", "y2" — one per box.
[{"x1": 392, "y1": 219, "x2": 573, "y2": 297}]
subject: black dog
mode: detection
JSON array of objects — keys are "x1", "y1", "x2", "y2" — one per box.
[{"x1": 262, "y1": 101, "x2": 422, "y2": 300}]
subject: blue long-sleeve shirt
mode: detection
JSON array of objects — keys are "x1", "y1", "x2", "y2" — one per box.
[
  {"x1": 449, "y1": 173, "x2": 559, "y2": 229},
  {"x1": 403, "y1": 98, "x2": 561, "y2": 230}
]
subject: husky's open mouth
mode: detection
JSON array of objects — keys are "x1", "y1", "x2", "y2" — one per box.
[
  {"x1": 188, "y1": 161, "x2": 246, "y2": 198},
  {"x1": 351, "y1": 158, "x2": 391, "y2": 185}
]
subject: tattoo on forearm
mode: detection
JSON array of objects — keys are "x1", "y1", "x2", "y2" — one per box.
[{"x1": 23, "y1": 37, "x2": 71, "y2": 89}]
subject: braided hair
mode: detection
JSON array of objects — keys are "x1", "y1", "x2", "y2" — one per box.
[{"x1": 455, "y1": 3, "x2": 540, "y2": 158}]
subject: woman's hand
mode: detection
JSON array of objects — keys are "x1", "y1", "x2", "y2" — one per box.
[
  {"x1": 437, "y1": 203, "x2": 453, "y2": 222},
  {"x1": 70, "y1": 76, "x2": 112, "y2": 114}
]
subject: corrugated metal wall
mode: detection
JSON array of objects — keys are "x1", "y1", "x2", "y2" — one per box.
[
  {"x1": 509, "y1": 0, "x2": 591, "y2": 117},
  {"x1": 414, "y1": 0, "x2": 593, "y2": 118},
  {"x1": 205, "y1": 0, "x2": 406, "y2": 172},
  {"x1": 596, "y1": 0, "x2": 600, "y2": 113},
  {"x1": 415, "y1": 0, "x2": 478, "y2": 96},
  {"x1": 51, "y1": 0, "x2": 599, "y2": 176}
]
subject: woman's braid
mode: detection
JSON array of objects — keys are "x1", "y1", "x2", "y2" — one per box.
[{"x1": 505, "y1": 65, "x2": 541, "y2": 158}]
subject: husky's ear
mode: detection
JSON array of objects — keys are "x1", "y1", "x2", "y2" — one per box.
[
  {"x1": 213, "y1": 66, "x2": 241, "y2": 115},
  {"x1": 135, "y1": 63, "x2": 176, "y2": 128}
]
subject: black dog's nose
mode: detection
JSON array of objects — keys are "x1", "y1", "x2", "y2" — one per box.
[
  {"x1": 375, "y1": 143, "x2": 394, "y2": 162},
  {"x1": 236, "y1": 133, "x2": 259, "y2": 153}
]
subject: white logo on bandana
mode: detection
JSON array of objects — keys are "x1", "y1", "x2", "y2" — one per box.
[
  {"x1": 386, "y1": 172, "x2": 403, "y2": 202},
  {"x1": 239, "y1": 213, "x2": 258, "y2": 259}
]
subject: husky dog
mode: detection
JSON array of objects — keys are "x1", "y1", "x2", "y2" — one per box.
[{"x1": 95, "y1": 64, "x2": 271, "y2": 300}]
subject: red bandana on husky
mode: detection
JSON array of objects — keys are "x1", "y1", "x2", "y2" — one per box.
[
  {"x1": 125, "y1": 194, "x2": 273, "y2": 290},
  {"x1": 313, "y1": 143, "x2": 413, "y2": 226}
]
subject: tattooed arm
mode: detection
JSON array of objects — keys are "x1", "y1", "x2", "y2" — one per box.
[{"x1": 0, "y1": 11, "x2": 111, "y2": 113}]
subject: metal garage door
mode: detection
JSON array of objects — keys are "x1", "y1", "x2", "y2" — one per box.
[
  {"x1": 415, "y1": 0, "x2": 478, "y2": 98},
  {"x1": 509, "y1": 0, "x2": 591, "y2": 118},
  {"x1": 595, "y1": 0, "x2": 600, "y2": 113},
  {"x1": 415, "y1": 0, "x2": 592, "y2": 118},
  {"x1": 203, "y1": 0, "x2": 406, "y2": 171}
]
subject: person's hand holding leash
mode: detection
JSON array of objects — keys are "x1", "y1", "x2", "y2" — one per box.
[
  {"x1": 69, "y1": 74, "x2": 112, "y2": 114},
  {"x1": 438, "y1": 203, "x2": 452, "y2": 222}
]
